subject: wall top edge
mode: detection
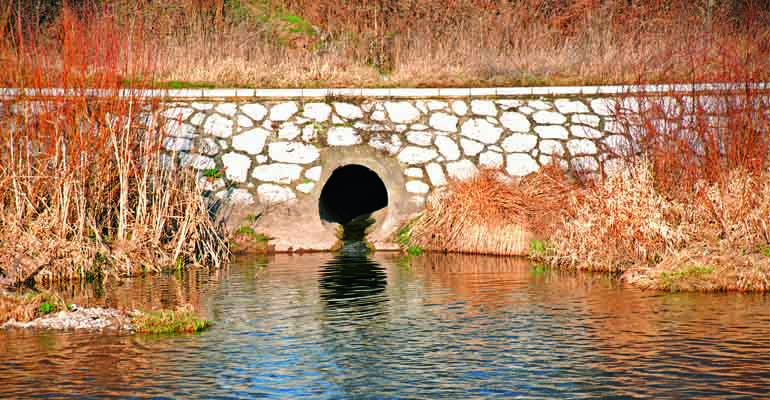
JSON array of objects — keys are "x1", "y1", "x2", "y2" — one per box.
[{"x1": 1, "y1": 83, "x2": 767, "y2": 99}]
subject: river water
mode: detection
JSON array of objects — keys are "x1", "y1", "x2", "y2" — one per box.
[{"x1": 1, "y1": 253, "x2": 768, "y2": 399}]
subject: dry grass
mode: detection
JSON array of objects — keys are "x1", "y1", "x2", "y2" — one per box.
[
  {"x1": 2, "y1": 0, "x2": 768, "y2": 87},
  {"x1": 410, "y1": 165, "x2": 574, "y2": 256}
]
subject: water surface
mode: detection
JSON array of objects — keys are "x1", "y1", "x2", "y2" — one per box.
[{"x1": 1, "y1": 253, "x2": 768, "y2": 399}]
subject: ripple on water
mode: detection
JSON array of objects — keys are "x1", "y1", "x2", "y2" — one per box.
[{"x1": 0, "y1": 253, "x2": 768, "y2": 399}]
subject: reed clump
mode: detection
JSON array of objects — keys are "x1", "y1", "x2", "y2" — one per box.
[{"x1": 409, "y1": 165, "x2": 575, "y2": 256}]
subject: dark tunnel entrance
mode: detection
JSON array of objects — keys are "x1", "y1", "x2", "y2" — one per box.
[{"x1": 319, "y1": 164, "x2": 388, "y2": 242}]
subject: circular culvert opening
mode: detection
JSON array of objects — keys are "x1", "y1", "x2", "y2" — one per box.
[{"x1": 319, "y1": 164, "x2": 388, "y2": 241}]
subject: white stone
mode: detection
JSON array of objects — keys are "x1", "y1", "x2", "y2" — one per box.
[
  {"x1": 567, "y1": 139, "x2": 597, "y2": 155},
  {"x1": 432, "y1": 136, "x2": 460, "y2": 161},
  {"x1": 571, "y1": 157, "x2": 599, "y2": 172},
  {"x1": 199, "y1": 138, "x2": 220, "y2": 155},
  {"x1": 500, "y1": 112, "x2": 530, "y2": 132},
  {"x1": 533, "y1": 111, "x2": 566, "y2": 124},
  {"x1": 411, "y1": 123, "x2": 429, "y2": 131},
  {"x1": 164, "y1": 121, "x2": 196, "y2": 138},
  {"x1": 251, "y1": 163, "x2": 303, "y2": 184},
  {"x1": 414, "y1": 101, "x2": 428, "y2": 114},
  {"x1": 506, "y1": 154, "x2": 539, "y2": 176},
  {"x1": 605, "y1": 120, "x2": 625, "y2": 134},
  {"x1": 270, "y1": 102, "x2": 298, "y2": 121},
  {"x1": 405, "y1": 168, "x2": 424, "y2": 178},
  {"x1": 539, "y1": 140, "x2": 565, "y2": 156},
  {"x1": 302, "y1": 125, "x2": 317, "y2": 142},
  {"x1": 461, "y1": 119, "x2": 503, "y2": 144},
  {"x1": 222, "y1": 153, "x2": 251, "y2": 182},
  {"x1": 257, "y1": 184, "x2": 296, "y2": 204},
  {"x1": 501, "y1": 134, "x2": 537, "y2": 153},
  {"x1": 203, "y1": 114, "x2": 234, "y2": 138},
  {"x1": 429, "y1": 113, "x2": 458, "y2": 132},
  {"x1": 384, "y1": 102, "x2": 421, "y2": 123},
  {"x1": 278, "y1": 123, "x2": 301, "y2": 140},
  {"x1": 570, "y1": 125, "x2": 603, "y2": 139},
  {"x1": 496, "y1": 100, "x2": 522, "y2": 110},
  {"x1": 460, "y1": 138, "x2": 484, "y2": 156},
  {"x1": 534, "y1": 125, "x2": 569, "y2": 139},
  {"x1": 192, "y1": 102, "x2": 213, "y2": 111},
  {"x1": 180, "y1": 154, "x2": 215, "y2": 170},
  {"x1": 603, "y1": 158, "x2": 626, "y2": 176},
  {"x1": 296, "y1": 182, "x2": 315, "y2": 194},
  {"x1": 395, "y1": 124, "x2": 408, "y2": 133},
  {"x1": 518, "y1": 106, "x2": 534, "y2": 115},
  {"x1": 232, "y1": 128, "x2": 269, "y2": 155},
  {"x1": 189, "y1": 112, "x2": 206, "y2": 126},
  {"x1": 425, "y1": 163, "x2": 447, "y2": 186},
  {"x1": 397, "y1": 146, "x2": 438, "y2": 165},
  {"x1": 471, "y1": 100, "x2": 498, "y2": 116},
  {"x1": 256, "y1": 155, "x2": 267, "y2": 164},
  {"x1": 334, "y1": 103, "x2": 363, "y2": 119},
  {"x1": 163, "y1": 137, "x2": 192, "y2": 152},
  {"x1": 332, "y1": 115, "x2": 344, "y2": 125},
  {"x1": 369, "y1": 134, "x2": 402, "y2": 155},
  {"x1": 268, "y1": 142, "x2": 320, "y2": 164},
  {"x1": 446, "y1": 159, "x2": 478, "y2": 180},
  {"x1": 162, "y1": 107, "x2": 194, "y2": 120},
  {"x1": 216, "y1": 188, "x2": 254, "y2": 205},
  {"x1": 528, "y1": 100, "x2": 551, "y2": 110},
  {"x1": 300, "y1": 166, "x2": 321, "y2": 182},
  {"x1": 371, "y1": 110, "x2": 387, "y2": 121},
  {"x1": 590, "y1": 99, "x2": 616, "y2": 116},
  {"x1": 451, "y1": 101, "x2": 468, "y2": 116},
  {"x1": 427, "y1": 100, "x2": 448, "y2": 111},
  {"x1": 236, "y1": 115, "x2": 254, "y2": 129},
  {"x1": 554, "y1": 99, "x2": 589, "y2": 114},
  {"x1": 603, "y1": 135, "x2": 632, "y2": 154},
  {"x1": 199, "y1": 177, "x2": 225, "y2": 192},
  {"x1": 479, "y1": 151, "x2": 504, "y2": 168},
  {"x1": 241, "y1": 103, "x2": 268, "y2": 121},
  {"x1": 327, "y1": 126, "x2": 361, "y2": 146},
  {"x1": 572, "y1": 114, "x2": 600, "y2": 127},
  {"x1": 215, "y1": 103, "x2": 238, "y2": 116},
  {"x1": 302, "y1": 103, "x2": 332, "y2": 122},
  {"x1": 402, "y1": 131, "x2": 429, "y2": 146},
  {"x1": 406, "y1": 180, "x2": 430, "y2": 194}
]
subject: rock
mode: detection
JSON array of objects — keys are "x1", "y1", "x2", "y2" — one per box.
[
  {"x1": 426, "y1": 100, "x2": 448, "y2": 111},
  {"x1": 327, "y1": 126, "x2": 361, "y2": 146},
  {"x1": 461, "y1": 119, "x2": 503, "y2": 144},
  {"x1": 232, "y1": 128, "x2": 269, "y2": 155},
  {"x1": 162, "y1": 107, "x2": 194, "y2": 120},
  {"x1": 180, "y1": 154, "x2": 215, "y2": 170},
  {"x1": 369, "y1": 134, "x2": 402, "y2": 155},
  {"x1": 501, "y1": 133, "x2": 537, "y2": 153},
  {"x1": 451, "y1": 101, "x2": 468, "y2": 116},
  {"x1": 433, "y1": 136, "x2": 460, "y2": 161},
  {"x1": 479, "y1": 151, "x2": 504, "y2": 168},
  {"x1": 241, "y1": 103, "x2": 268, "y2": 121},
  {"x1": 251, "y1": 163, "x2": 303, "y2": 184},
  {"x1": 567, "y1": 139, "x2": 598, "y2": 155},
  {"x1": 398, "y1": 146, "x2": 438, "y2": 165},
  {"x1": 572, "y1": 156, "x2": 599, "y2": 172},
  {"x1": 268, "y1": 142, "x2": 320, "y2": 164},
  {"x1": 496, "y1": 99, "x2": 522, "y2": 110},
  {"x1": 215, "y1": 103, "x2": 238, "y2": 116},
  {"x1": 554, "y1": 99, "x2": 589, "y2": 114},
  {"x1": 222, "y1": 153, "x2": 251, "y2": 182},
  {"x1": 471, "y1": 100, "x2": 498, "y2": 116},
  {"x1": 590, "y1": 98, "x2": 616, "y2": 116},
  {"x1": 460, "y1": 138, "x2": 484, "y2": 156},
  {"x1": 334, "y1": 103, "x2": 363, "y2": 119},
  {"x1": 164, "y1": 121, "x2": 196, "y2": 138},
  {"x1": 163, "y1": 137, "x2": 192, "y2": 152},
  {"x1": 278, "y1": 123, "x2": 301, "y2": 140},
  {"x1": 425, "y1": 163, "x2": 447, "y2": 186},
  {"x1": 429, "y1": 112, "x2": 458, "y2": 132},
  {"x1": 500, "y1": 112, "x2": 531, "y2": 132},
  {"x1": 384, "y1": 102, "x2": 421, "y2": 124},
  {"x1": 406, "y1": 131, "x2": 433, "y2": 146},
  {"x1": 302, "y1": 103, "x2": 331, "y2": 122},
  {"x1": 192, "y1": 102, "x2": 214, "y2": 111},
  {"x1": 533, "y1": 110, "x2": 566, "y2": 125},
  {"x1": 257, "y1": 184, "x2": 296, "y2": 204},
  {"x1": 602, "y1": 135, "x2": 632, "y2": 154},
  {"x1": 305, "y1": 166, "x2": 323, "y2": 181},
  {"x1": 570, "y1": 125, "x2": 603, "y2": 139},
  {"x1": 506, "y1": 153, "x2": 540, "y2": 176},
  {"x1": 270, "y1": 102, "x2": 298, "y2": 121},
  {"x1": 446, "y1": 159, "x2": 478, "y2": 180},
  {"x1": 217, "y1": 188, "x2": 255, "y2": 204},
  {"x1": 203, "y1": 114, "x2": 234, "y2": 138},
  {"x1": 539, "y1": 140, "x2": 565, "y2": 156},
  {"x1": 236, "y1": 115, "x2": 254, "y2": 129},
  {"x1": 405, "y1": 167, "x2": 424, "y2": 178},
  {"x1": 571, "y1": 114, "x2": 600, "y2": 127},
  {"x1": 406, "y1": 180, "x2": 430, "y2": 194},
  {"x1": 296, "y1": 182, "x2": 315, "y2": 193},
  {"x1": 534, "y1": 125, "x2": 569, "y2": 139},
  {"x1": 528, "y1": 100, "x2": 551, "y2": 110}
]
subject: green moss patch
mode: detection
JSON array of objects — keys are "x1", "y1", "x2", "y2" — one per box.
[{"x1": 131, "y1": 307, "x2": 211, "y2": 334}]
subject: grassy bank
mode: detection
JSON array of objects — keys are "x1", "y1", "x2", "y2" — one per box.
[{"x1": 1, "y1": 1, "x2": 768, "y2": 88}]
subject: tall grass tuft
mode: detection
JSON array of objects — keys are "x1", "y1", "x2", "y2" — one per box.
[{"x1": 0, "y1": 1, "x2": 228, "y2": 284}]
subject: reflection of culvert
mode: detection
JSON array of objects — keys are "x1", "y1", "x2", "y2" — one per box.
[{"x1": 319, "y1": 164, "x2": 388, "y2": 241}]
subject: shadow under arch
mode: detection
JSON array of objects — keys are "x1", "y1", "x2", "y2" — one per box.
[{"x1": 318, "y1": 164, "x2": 388, "y2": 241}]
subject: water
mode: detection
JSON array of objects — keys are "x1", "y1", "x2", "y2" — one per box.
[{"x1": 1, "y1": 253, "x2": 769, "y2": 399}]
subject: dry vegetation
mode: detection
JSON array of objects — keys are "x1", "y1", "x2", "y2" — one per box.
[{"x1": 1, "y1": 0, "x2": 768, "y2": 87}]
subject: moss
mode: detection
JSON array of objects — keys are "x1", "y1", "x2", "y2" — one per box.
[
  {"x1": 406, "y1": 245, "x2": 424, "y2": 256},
  {"x1": 659, "y1": 264, "x2": 716, "y2": 292},
  {"x1": 131, "y1": 307, "x2": 211, "y2": 334},
  {"x1": 38, "y1": 301, "x2": 55, "y2": 315},
  {"x1": 529, "y1": 239, "x2": 548, "y2": 259},
  {"x1": 233, "y1": 226, "x2": 270, "y2": 242}
]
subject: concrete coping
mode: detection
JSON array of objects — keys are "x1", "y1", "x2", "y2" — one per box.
[{"x1": 1, "y1": 82, "x2": 767, "y2": 100}]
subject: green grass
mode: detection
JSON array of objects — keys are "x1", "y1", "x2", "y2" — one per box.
[
  {"x1": 659, "y1": 264, "x2": 716, "y2": 292},
  {"x1": 406, "y1": 245, "x2": 424, "y2": 256},
  {"x1": 38, "y1": 302, "x2": 55, "y2": 315},
  {"x1": 759, "y1": 244, "x2": 770, "y2": 257},
  {"x1": 202, "y1": 168, "x2": 224, "y2": 180},
  {"x1": 529, "y1": 239, "x2": 548, "y2": 258},
  {"x1": 131, "y1": 308, "x2": 211, "y2": 334},
  {"x1": 234, "y1": 226, "x2": 270, "y2": 242}
]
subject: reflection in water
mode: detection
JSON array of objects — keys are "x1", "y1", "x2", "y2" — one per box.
[{"x1": 0, "y1": 253, "x2": 768, "y2": 399}]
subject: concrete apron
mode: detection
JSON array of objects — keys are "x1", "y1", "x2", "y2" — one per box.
[{"x1": 225, "y1": 145, "x2": 423, "y2": 252}]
